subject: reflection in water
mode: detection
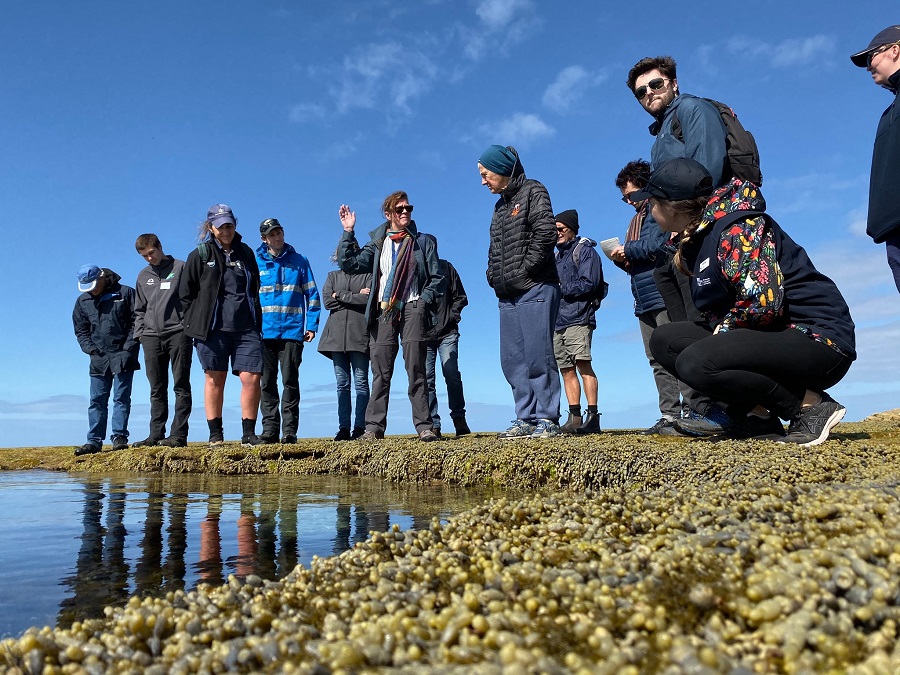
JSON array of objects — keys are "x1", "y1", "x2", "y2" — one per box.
[{"x1": 0, "y1": 471, "x2": 501, "y2": 638}]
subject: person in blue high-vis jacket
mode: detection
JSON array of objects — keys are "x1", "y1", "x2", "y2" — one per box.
[{"x1": 255, "y1": 218, "x2": 321, "y2": 444}]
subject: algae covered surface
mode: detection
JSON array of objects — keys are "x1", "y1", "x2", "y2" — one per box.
[{"x1": 3, "y1": 415, "x2": 900, "y2": 673}]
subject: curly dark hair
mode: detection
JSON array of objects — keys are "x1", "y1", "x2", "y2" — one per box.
[
  {"x1": 626, "y1": 56, "x2": 677, "y2": 92},
  {"x1": 615, "y1": 160, "x2": 651, "y2": 189}
]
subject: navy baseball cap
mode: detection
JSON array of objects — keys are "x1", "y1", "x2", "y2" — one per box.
[
  {"x1": 629, "y1": 158, "x2": 714, "y2": 202},
  {"x1": 77, "y1": 264, "x2": 102, "y2": 292},
  {"x1": 208, "y1": 204, "x2": 236, "y2": 228},
  {"x1": 851, "y1": 25, "x2": 900, "y2": 67}
]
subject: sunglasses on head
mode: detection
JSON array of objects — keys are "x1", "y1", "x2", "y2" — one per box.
[
  {"x1": 634, "y1": 77, "x2": 669, "y2": 101},
  {"x1": 392, "y1": 204, "x2": 414, "y2": 214}
]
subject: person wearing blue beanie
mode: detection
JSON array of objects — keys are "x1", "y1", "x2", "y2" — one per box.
[{"x1": 478, "y1": 145, "x2": 562, "y2": 439}]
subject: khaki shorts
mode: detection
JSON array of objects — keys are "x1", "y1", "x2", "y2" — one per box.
[{"x1": 553, "y1": 325, "x2": 593, "y2": 369}]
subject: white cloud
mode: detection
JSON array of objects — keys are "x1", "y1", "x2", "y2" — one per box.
[
  {"x1": 463, "y1": 0, "x2": 538, "y2": 61},
  {"x1": 478, "y1": 112, "x2": 554, "y2": 147},
  {"x1": 847, "y1": 206, "x2": 868, "y2": 237},
  {"x1": 727, "y1": 34, "x2": 834, "y2": 69},
  {"x1": 542, "y1": 65, "x2": 608, "y2": 113},
  {"x1": 288, "y1": 103, "x2": 327, "y2": 123}
]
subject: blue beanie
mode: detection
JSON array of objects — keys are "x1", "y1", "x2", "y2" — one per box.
[{"x1": 479, "y1": 145, "x2": 517, "y2": 177}]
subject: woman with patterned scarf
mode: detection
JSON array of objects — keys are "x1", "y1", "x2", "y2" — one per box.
[{"x1": 336, "y1": 191, "x2": 444, "y2": 441}]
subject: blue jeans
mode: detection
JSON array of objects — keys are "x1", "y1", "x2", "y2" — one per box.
[
  {"x1": 425, "y1": 330, "x2": 466, "y2": 429},
  {"x1": 498, "y1": 282, "x2": 561, "y2": 422},
  {"x1": 332, "y1": 351, "x2": 370, "y2": 430},
  {"x1": 87, "y1": 370, "x2": 135, "y2": 444}
]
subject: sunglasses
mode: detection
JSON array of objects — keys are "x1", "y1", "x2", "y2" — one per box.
[
  {"x1": 633, "y1": 77, "x2": 669, "y2": 101},
  {"x1": 392, "y1": 204, "x2": 414, "y2": 214},
  {"x1": 555, "y1": 227, "x2": 568, "y2": 233},
  {"x1": 620, "y1": 191, "x2": 639, "y2": 203},
  {"x1": 868, "y1": 43, "x2": 897, "y2": 67}
]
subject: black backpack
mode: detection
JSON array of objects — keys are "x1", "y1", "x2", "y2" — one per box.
[
  {"x1": 671, "y1": 97, "x2": 763, "y2": 186},
  {"x1": 572, "y1": 239, "x2": 608, "y2": 310}
]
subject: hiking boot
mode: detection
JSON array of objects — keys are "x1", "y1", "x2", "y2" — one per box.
[
  {"x1": 431, "y1": 427, "x2": 443, "y2": 439},
  {"x1": 74, "y1": 442, "x2": 102, "y2": 456},
  {"x1": 642, "y1": 417, "x2": 673, "y2": 435},
  {"x1": 111, "y1": 435, "x2": 129, "y2": 451},
  {"x1": 360, "y1": 429, "x2": 385, "y2": 441},
  {"x1": 131, "y1": 436, "x2": 160, "y2": 448},
  {"x1": 350, "y1": 427, "x2": 366, "y2": 440},
  {"x1": 531, "y1": 419, "x2": 561, "y2": 439},
  {"x1": 674, "y1": 405, "x2": 732, "y2": 437},
  {"x1": 779, "y1": 395, "x2": 845, "y2": 447},
  {"x1": 333, "y1": 428, "x2": 351, "y2": 441},
  {"x1": 258, "y1": 432, "x2": 279, "y2": 444},
  {"x1": 281, "y1": 434, "x2": 298, "y2": 444},
  {"x1": 241, "y1": 434, "x2": 265, "y2": 448},
  {"x1": 560, "y1": 412, "x2": 583, "y2": 434},
  {"x1": 209, "y1": 432, "x2": 225, "y2": 448},
  {"x1": 453, "y1": 417, "x2": 471, "y2": 437},
  {"x1": 158, "y1": 436, "x2": 187, "y2": 448},
  {"x1": 576, "y1": 411, "x2": 602, "y2": 434},
  {"x1": 727, "y1": 414, "x2": 785, "y2": 440},
  {"x1": 418, "y1": 428, "x2": 438, "y2": 442},
  {"x1": 497, "y1": 420, "x2": 536, "y2": 440}
]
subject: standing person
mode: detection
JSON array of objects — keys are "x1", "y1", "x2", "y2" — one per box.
[
  {"x1": 478, "y1": 145, "x2": 561, "y2": 439},
  {"x1": 850, "y1": 26, "x2": 900, "y2": 293},
  {"x1": 627, "y1": 55, "x2": 732, "y2": 435},
  {"x1": 255, "y1": 218, "x2": 321, "y2": 444},
  {"x1": 643, "y1": 158, "x2": 856, "y2": 446},
  {"x1": 553, "y1": 210, "x2": 603, "y2": 435},
  {"x1": 72, "y1": 265, "x2": 141, "y2": 455},
  {"x1": 610, "y1": 160, "x2": 685, "y2": 435},
  {"x1": 317, "y1": 262, "x2": 372, "y2": 441},
  {"x1": 180, "y1": 204, "x2": 265, "y2": 448},
  {"x1": 132, "y1": 234, "x2": 192, "y2": 448},
  {"x1": 423, "y1": 235, "x2": 471, "y2": 438},
  {"x1": 337, "y1": 191, "x2": 443, "y2": 442}
]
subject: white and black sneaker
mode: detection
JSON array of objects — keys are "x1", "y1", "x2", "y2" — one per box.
[
  {"x1": 497, "y1": 420, "x2": 535, "y2": 440},
  {"x1": 779, "y1": 394, "x2": 845, "y2": 447}
]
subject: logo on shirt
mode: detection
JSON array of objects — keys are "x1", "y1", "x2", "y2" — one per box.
[
  {"x1": 146, "y1": 278, "x2": 156, "y2": 285},
  {"x1": 206, "y1": 261, "x2": 216, "y2": 268},
  {"x1": 699, "y1": 257, "x2": 710, "y2": 272},
  {"x1": 511, "y1": 203, "x2": 520, "y2": 217},
  {"x1": 696, "y1": 278, "x2": 711, "y2": 287}
]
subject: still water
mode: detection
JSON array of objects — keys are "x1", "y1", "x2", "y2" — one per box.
[{"x1": 0, "y1": 470, "x2": 499, "y2": 639}]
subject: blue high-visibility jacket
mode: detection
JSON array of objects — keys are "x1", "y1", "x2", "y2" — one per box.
[{"x1": 255, "y1": 242, "x2": 321, "y2": 340}]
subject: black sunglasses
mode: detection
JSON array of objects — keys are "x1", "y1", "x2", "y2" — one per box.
[
  {"x1": 868, "y1": 43, "x2": 897, "y2": 67},
  {"x1": 634, "y1": 77, "x2": 669, "y2": 100},
  {"x1": 620, "y1": 191, "x2": 638, "y2": 203},
  {"x1": 392, "y1": 204, "x2": 414, "y2": 214}
]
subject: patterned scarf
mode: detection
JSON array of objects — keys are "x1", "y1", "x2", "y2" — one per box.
[{"x1": 379, "y1": 230, "x2": 417, "y2": 321}]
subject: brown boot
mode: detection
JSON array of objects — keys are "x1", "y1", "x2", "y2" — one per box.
[
  {"x1": 576, "y1": 411, "x2": 602, "y2": 434},
  {"x1": 560, "y1": 412, "x2": 583, "y2": 434}
]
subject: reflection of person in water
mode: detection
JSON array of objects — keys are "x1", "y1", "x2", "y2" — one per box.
[
  {"x1": 235, "y1": 496, "x2": 258, "y2": 578},
  {"x1": 276, "y1": 490, "x2": 299, "y2": 577},
  {"x1": 135, "y1": 481, "x2": 165, "y2": 596},
  {"x1": 198, "y1": 495, "x2": 224, "y2": 585},
  {"x1": 58, "y1": 481, "x2": 129, "y2": 627}
]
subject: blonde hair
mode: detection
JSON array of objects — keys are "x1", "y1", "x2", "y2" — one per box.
[{"x1": 668, "y1": 197, "x2": 710, "y2": 275}]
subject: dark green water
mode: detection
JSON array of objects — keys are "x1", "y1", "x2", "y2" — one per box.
[{"x1": 0, "y1": 470, "x2": 500, "y2": 639}]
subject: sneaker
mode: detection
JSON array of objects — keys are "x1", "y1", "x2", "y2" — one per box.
[
  {"x1": 642, "y1": 418, "x2": 673, "y2": 435},
  {"x1": 576, "y1": 411, "x2": 602, "y2": 434},
  {"x1": 241, "y1": 434, "x2": 265, "y2": 448},
  {"x1": 779, "y1": 395, "x2": 845, "y2": 447},
  {"x1": 673, "y1": 405, "x2": 732, "y2": 437},
  {"x1": 727, "y1": 414, "x2": 785, "y2": 440},
  {"x1": 209, "y1": 432, "x2": 225, "y2": 448},
  {"x1": 131, "y1": 436, "x2": 160, "y2": 448},
  {"x1": 158, "y1": 436, "x2": 187, "y2": 448},
  {"x1": 333, "y1": 428, "x2": 351, "y2": 441},
  {"x1": 281, "y1": 434, "x2": 298, "y2": 444},
  {"x1": 497, "y1": 420, "x2": 536, "y2": 440},
  {"x1": 560, "y1": 412, "x2": 583, "y2": 434},
  {"x1": 453, "y1": 417, "x2": 471, "y2": 437},
  {"x1": 418, "y1": 428, "x2": 438, "y2": 442},
  {"x1": 530, "y1": 419, "x2": 561, "y2": 439},
  {"x1": 350, "y1": 427, "x2": 366, "y2": 440},
  {"x1": 258, "y1": 433, "x2": 279, "y2": 444},
  {"x1": 111, "y1": 435, "x2": 129, "y2": 451},
  {"x1": 659, "y1": 423, "x2": 692, "y2": 437},
  {"x1": 360, "y1": 429, "x2": 385, "y2": 440},
  {"x1": 74, "y1": 442, "x2": 102, "y2": 456}
]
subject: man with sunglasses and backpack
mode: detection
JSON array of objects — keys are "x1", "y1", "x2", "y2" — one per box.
[
  {"x1": 850, "y1": 26, "x2": 900, "y2": 294},
  {"x1": 626, "y1": 55, "x2": 732, "y2": 436}
]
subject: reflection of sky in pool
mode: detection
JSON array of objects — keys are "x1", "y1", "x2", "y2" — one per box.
[{"x1": 0, "y1": 470, "x2": 499, "y2": 639}]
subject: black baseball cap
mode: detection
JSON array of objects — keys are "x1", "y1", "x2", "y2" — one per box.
[
  {"x1": 850, "y1": 25, "x2": 900, "y2": 67},
  {"x1": 260, "y1": 218, "x2": 283, "y2": 236},
  {"x1": 629, "y1": 158, "x2": 714, "y2": 202}
]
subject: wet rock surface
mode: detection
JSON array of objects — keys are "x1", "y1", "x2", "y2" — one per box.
[{"x1": 3, "y1": 418, "x2": 900, "y2": 673}]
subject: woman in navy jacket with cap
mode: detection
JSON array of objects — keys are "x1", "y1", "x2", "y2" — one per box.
[{"x1": 643, "y1": 158, "x2": 856, "y2": 446}]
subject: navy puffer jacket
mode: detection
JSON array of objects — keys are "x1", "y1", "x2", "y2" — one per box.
[
  {"x1": 485, "y1": 148, "x2": 559, "y2": 299},
  {"x1": 623, "y1": 203, "x2": 668, "y2": 316}
]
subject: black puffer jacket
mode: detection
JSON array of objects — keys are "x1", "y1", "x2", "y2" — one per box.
[{"x1": 485, "y1": 147, "x2": 559, "y2": 299}]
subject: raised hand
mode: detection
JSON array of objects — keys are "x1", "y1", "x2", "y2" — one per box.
[{"x1": 339, "y1": 204, "x2": 356, "y2": 232}]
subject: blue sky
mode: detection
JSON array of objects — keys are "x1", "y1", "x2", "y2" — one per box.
[{"x1": 1, "y1": 1, "x2": 897, "y2": 447}]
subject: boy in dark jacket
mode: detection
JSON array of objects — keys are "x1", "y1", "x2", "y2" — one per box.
[{"x1": 72, "y1": 264, "x2": 140, "y2": 455}]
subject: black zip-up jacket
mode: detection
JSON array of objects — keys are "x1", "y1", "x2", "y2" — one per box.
[
  {"x1": 867, "y1": 70, "x2": 900, "y2": 243},
  {"x1": 485, "y1": 147, "x2": 559, "y2": 299},
  {"x1": 426, "y1": 259, "x2": 468, "y2": 340},
  {"x1": 179, "y1": 232, "x2": 262, "y2": 341},
  {"x1": 134, "y1": 256, "x2": 186, "y2": 339},
  {"x1": 72, "y1": 269, "x2": 141, "y2": 375}
]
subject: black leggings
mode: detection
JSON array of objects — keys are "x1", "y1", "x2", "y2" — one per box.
[{"x1": 649, "y1": 322, "x2": 852, "y2": 419}]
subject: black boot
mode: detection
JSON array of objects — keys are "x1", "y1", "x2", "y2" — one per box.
[
  {"x1": 453, "y1": 417, "x2": 471, "y2": 437},
  {"x1": 560, "y1": 412, "x2": 583, "y2": 434},
  {"x1": 576, "y1": 411, "x2": 602, "y2": 434}
]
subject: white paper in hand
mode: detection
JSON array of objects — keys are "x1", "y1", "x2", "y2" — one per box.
[{"x1": 599, "y1": 237, "x2": 621, "y2": 260}]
